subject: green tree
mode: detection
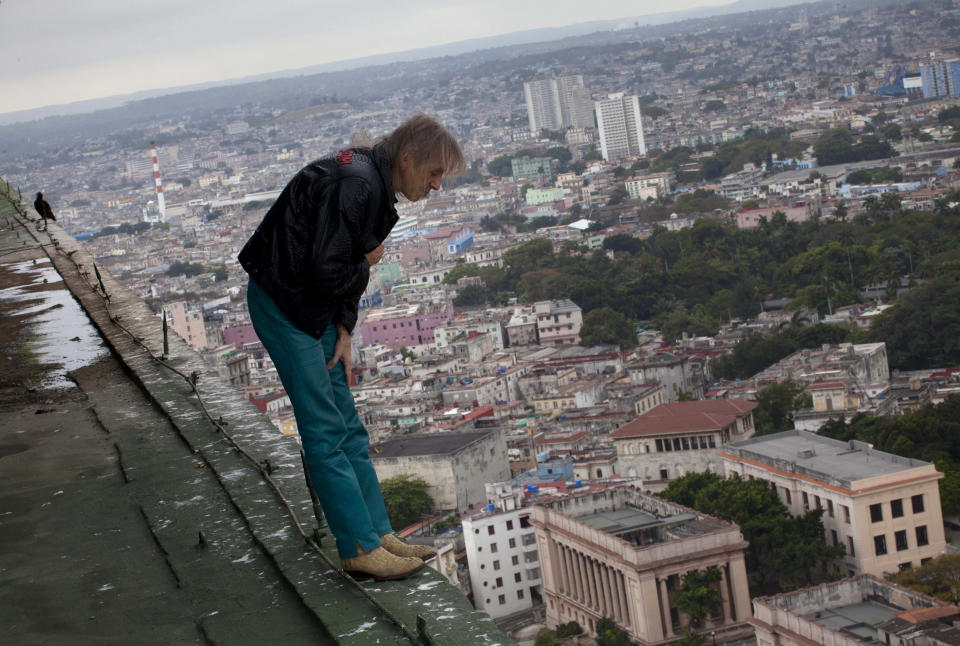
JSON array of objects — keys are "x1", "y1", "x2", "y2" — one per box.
[
  {"x1": 675, "y1": 567, "x2": 723, "y2": 628},
  {"x1": 442, "y1": 263, "x2": 481, "y2": 285},
  {"x1": 379, "y1": 475, "x2": 434, "y2": 530},
  {"x1": 596, "y1": 617, "x2": 635, "y2": 646},
  {"x1": 869, "y1": 273, "x2": 960, "y2": 370},
  {"x1": 546, "y1": 146, "x2": 572, "y2": 162},
  {"x1": 581, "y1": 307, "x2": 638, "y2": 349},
  {"x1": 891, "y1": 554, "x2": 960, "y2": 602},
  {"x1": 662, "y1": 472, "x2": 846, "y2": 595},
  {"x1": 487, "y1": 155, "x2": 514, "y2": 177},
  {"x1": 555, "y1": 621, "x2": 583, "y2": 637},
  {"x1": 454, "y1": 284, "x2": 491, "y2": 307},
  {"x1": 753, "y1": 380, "x2": 813, "y2": 435},
  {"x1": 534, "y1": 630, "x2": 559, "y2": 646}
]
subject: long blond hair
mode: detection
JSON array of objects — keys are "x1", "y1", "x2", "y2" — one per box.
[{"x1": 379, "y1": 114, "x2": 466, "y2": 177}]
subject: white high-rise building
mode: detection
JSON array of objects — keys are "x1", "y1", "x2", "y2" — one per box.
[
  {"x1": 524, "y1": 75, "x2": 595, "y2": 134},
  {"x1": 595, "y1": 93, "x2": 646, "y2": 161},
  {"x1": 462, "y1": 483, "x2": 543, "y2": 619}
]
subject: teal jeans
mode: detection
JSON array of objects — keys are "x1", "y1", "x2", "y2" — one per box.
[{"x1": 246, "y1": 279, "x2": 392, "y2": 557}]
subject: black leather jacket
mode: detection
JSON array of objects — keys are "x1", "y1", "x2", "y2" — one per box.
[{"x1": 238, "y1": 145, "x2": 398, "y2": 337}]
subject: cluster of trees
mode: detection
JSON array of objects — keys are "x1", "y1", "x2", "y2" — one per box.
[
  {"x1": 845, "y1": 166, "x2": 903, "y2": 185},
  {"x1": 379, "y1": 474, "x2": 434, "y2": 530},
  {"x1": 662, "y1": 472, "x2": 846, "y2": 595},
  {"x1": 891, "y1": 554, "x2": 960, "y2": 603},
  {"x1": 93, "y1": 220, "x2": 155, "y2": 238},
  {"x1": 452, "y1": 204, "x2": 960, "y2": 364},
  {"x1": 165, "y1": 261, "x2": 227, "y2": 281},
  {"x1": 813, "y1": 128, "x2": 898, "y2": 166},
  {"x1": 818, "y1": 396, "x2": 960, "y2": 515},
  {"x1": 479, "y1": 213, "x2": 560, "y2": 233}
]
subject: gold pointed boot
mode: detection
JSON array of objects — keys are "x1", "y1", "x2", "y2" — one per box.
[
  {"x1": 380, "y1": 533, "x2": 438, "y2": 559},
  {"x1": 341, "y1": 544, "x2": 425, "y2": 581}
]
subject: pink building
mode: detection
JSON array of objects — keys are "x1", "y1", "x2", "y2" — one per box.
[
  {"x1": 359, "y1": 302, "x2": 454, "y2": 348},
  {"x1": 223, "y1": 323, "x2": 259, "y2": 349}
]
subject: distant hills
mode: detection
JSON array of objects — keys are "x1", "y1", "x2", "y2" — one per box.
[{"x1": 0, "y1": 0, "x2": 814, "y2": 126}]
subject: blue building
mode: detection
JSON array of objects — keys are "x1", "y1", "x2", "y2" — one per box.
[
  {"x1": 920, "y1": 59, "x2": 960, "y2": 98},
  {"x1": 446, "y1": 228, "x2": 474, "y2": 256}
]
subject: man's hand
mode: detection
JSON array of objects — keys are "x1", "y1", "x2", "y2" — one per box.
[
  {"x1": 327, "y1": 324, "x2": 352, "y2": 371},
  {"x1": 365, "y1": 243, "x2": 385, "y2": 266}
]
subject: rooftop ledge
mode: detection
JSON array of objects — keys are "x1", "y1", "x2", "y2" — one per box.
[{"x1": 0, "y1": 181, "x2": 511, "y2": 645}]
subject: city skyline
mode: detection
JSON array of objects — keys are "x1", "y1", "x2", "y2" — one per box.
[{"x1": 3, "y1": 0, "x2": 755, "y2": 116}]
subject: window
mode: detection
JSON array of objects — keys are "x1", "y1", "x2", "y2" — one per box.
[
  {"x1": 655, "y1": 439, "x2": 664, "y2": 452},
  {"x1": 785, "y1": 489, "x2": 792, "y2": 506},
  {"x1": 490, "y1": 543, "x2": 498, "y2": 553},
  {"x1": 870, "y1": 503, "x2": 883, "y2": 523},
  {"x1": 874, "y1": 535, "x2": 888, "y2": 556},
  {"x1": 508, "y1": 538, "x2": 516, "y2": 549},
  {"x1": 515, "y1": 572, "x2": 522, "y2": 583},
  {"x1": 488, "y1": 526, "x2": 496, "y2": 535},
  {"x1": 802, "y1": 492, "x2": 809, "y2": 510},
  {"x1": 827, "y1": 500, "x2": 834, "y2": 518},
  {"x1": 895, "y1": 530, "x2": 908, "y2": 552},
  {"x1": 517, "y1": 590, "x2": 525, "y2": 600},
  {"x1": 848, "y1": 536, "x2": 856, "y2": 557},
  {"x1": 520, "y1": 516, "x2": 531, "y2": 529},
  {"x1": 660, "y1": 468, "x2": 669, "y2": 480},
  {"x1": 506, "y1": 520, "x2": 514, "y2": 531},
  {"x1": 498, "y1": 594, "x2": 505, "y2": 605},
  {"x1": 814, "y1": 495, "x2": 822, "y2": 508},
  {"x1": 493, "y1": 560, "x2": 501, "y2": 571},
  {"x1": 842, "y1": 505, "x2": 851, "y2": 524},
  {"x1": 512, "y1": 555, "x2": 519, "y2": 566},
  {"x1": 916, "y1": 526, "x2": 929, "y2": 546},
  {"x1": 912, "y1": 494, "x2": 925, "y2": 514},
  {"x1": 495, "y1": 577, "x2": 503, "y2": 588},
  {"x1": 891, "y1": 499, "x2": 904, "y2": 518},
  {"x1": 831, "y1": 530, "x2": 838, "y2": 546}
]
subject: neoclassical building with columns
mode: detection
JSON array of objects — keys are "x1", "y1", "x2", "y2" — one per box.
[{"x1": 532, "y1": 484, "x2": 753, "y2": 644}]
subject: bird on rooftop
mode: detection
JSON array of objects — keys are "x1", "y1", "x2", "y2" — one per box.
[{"x1": 34, "y1": 192, "x2": 56, "y2": 230}]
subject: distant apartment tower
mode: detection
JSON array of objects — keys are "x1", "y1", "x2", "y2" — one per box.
[
  {"x1": 524, "y1": 75, "x2": 594, "y2": 134},
  {"x1": 722, "y1": 431, "x2": 946, "y2": 578},
  {"x1": 919, "y1": 58, "x2": 960, "y2": 98},
  {"x1": 595, "y1": 93, "x2": 647, "y2": 161}
]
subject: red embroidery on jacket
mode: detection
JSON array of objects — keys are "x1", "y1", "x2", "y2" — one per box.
[{"x1": 336, "y1": 150, "x2": 354, "y2": 165}]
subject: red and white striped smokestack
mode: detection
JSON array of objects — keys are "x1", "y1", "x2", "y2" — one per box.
[{"x1": 150, "y1": 142, "x2": 165, "y2": 216}]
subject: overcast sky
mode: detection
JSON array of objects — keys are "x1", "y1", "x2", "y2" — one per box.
[{"x1": 0, "y1": 0, "x2": 730, "y2": 115}]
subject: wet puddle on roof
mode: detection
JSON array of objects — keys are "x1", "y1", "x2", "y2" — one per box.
[{"x1": 0, "y1": 257, "x2": 108, "y2": 389}]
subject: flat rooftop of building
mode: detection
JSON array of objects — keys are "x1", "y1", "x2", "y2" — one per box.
[
  {"x1": 724, "y1": 430, "x2": 932, "y2": 489},
  {"x1": 371, "y1": 430, "x2": 493, "y2": 458},
  {"x1": 805, "y1": 600, "x2": 899, "y2": 642},
  {"x1": 0, "y1": 191, "x2": 510, "y2": 645}
]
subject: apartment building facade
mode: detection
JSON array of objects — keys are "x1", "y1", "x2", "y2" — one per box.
[{"x1": 722, "y1": 431, "x2": 946, "y2": 577}]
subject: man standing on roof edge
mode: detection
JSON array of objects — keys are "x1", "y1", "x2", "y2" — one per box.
[{"x1": 239, "y1": 114, "x2": 465, "y2": 581}]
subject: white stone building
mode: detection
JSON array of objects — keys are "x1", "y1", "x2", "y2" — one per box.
[{"x1": 722, "y1": 431, "x2": 946, "y2": 577}]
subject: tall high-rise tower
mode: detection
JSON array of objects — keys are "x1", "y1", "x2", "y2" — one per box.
[
  {"x1": 919, "y1": 56, "x2": 960, "y2": 98},
  {"x1": 595, "y1": 93, "x2": 646, "y2": 162},
  {"x1": 150, "y1": 142, "x2": 166, "y2": 218},
  {"x1": 523, "y1": 75, "x2": 595, "y2": 134}
]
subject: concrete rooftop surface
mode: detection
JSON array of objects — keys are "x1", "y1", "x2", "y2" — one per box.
[
  {"x1": 0, "y1": 184, "x2": 512, "y2": 645},
  {"x1": 726, "y1": 430, "x2": 931, "y2": 488}
]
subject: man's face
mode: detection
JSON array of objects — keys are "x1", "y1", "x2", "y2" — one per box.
[{"x1": 398, "y1": 152, "x2": 444, "y2": 202}]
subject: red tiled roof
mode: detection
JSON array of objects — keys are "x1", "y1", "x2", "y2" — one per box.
[
  {"x1": 896, "y1": 605, "x2": 959, "y2": 624},
  {"x1": 610, "y1": 399, "x2": 757, "y2": 439}
]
